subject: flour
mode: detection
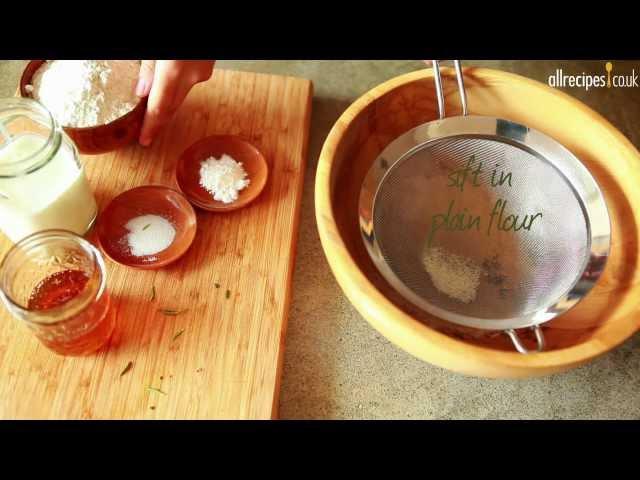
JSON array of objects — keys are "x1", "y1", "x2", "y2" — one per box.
[
  {"x1": 199, "y1": 154, "x2": 250, "y2": 204},
  {"x1": 31, "y1": 60, "x2": 141, "y2": 128},
  {"x1": 423, "y1": 246, "x2": 482, "y2": 303}
]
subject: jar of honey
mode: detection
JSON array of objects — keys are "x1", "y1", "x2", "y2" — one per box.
[
  {"x1": 0, "y1": 98, "x2": 97, "y2": 243},
  {"x1": 0, "y1": 230, "x2": 114, "y2": 355}
]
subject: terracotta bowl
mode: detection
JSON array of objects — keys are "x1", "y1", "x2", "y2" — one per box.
[
  {"x1": 315, "y1": 66, "x2": 640, "y2": 378},
  {"x1": 19, "y1": 60, "x2": 147, "y2": 155},
  {"x1": 96, "y1": 185, "x2": 197, "y2": 270},
  {"x1": 175, "y1": 134, "x2": 268, "y2": 212}
]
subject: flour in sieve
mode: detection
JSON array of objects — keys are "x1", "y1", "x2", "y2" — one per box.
[{"x1": 422, "y1": 246, "x2": 482, "y2": 303}]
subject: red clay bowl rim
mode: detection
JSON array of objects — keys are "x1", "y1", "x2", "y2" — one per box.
[
  {"x1": 19, "y1": 60, "x2": 147, "y2": 132},
  {"x1": 96, "y1": 184, "x2": 197, "y2": 270}
]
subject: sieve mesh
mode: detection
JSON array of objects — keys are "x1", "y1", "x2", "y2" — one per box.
[{"x1": 372, "y1": 136, "x2": 590, "y2": 320}]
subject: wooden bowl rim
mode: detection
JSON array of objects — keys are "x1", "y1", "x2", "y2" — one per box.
[
  {"x1": 315, "y1": 66, "x2": 640, "y2": 376},
  {"x1": 19, "y1": 60, "x2": 147, "y2": 132}
]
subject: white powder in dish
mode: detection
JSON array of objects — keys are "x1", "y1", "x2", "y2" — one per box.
[
  {"x1": 31, "y1": 60, "x2": 140, "y2": 128},
  {"x1": 125, "y1": 214, "x2": 176, "y2": 257},
  {"x1": 422, "y1": 246, "x2": 482, "y2": 303},
  {"x1": 199, "y1": 154, "x2": 250, "y2": 204}
]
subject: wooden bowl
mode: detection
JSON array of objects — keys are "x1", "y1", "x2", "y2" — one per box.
[
  {"x1": 19, "y1": 60, "x2": 147, "y2": 155},
  {"x1": 316, "y1": 66, "x2": 640, "y2": 378},
  {"x1": 175, "y1": 134, "x2": 268, "y2": 212},
  {"x1": 96, "y1": 185, "x2": 197, "y2": 270}
]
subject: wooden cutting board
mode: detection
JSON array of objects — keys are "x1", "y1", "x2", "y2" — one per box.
[{"x1": 0, "y1": 69, "x2": 313, "y2": 419}]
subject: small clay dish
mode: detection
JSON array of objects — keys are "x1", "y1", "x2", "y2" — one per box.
[
  {"x1": 96, "y1": 185, "x2": 197, "y2": 270},
  {"x1": 19, "y1": 60, "x2": 147, "y2": 155},
  {"x1": 175, "y1": 135, "x2": 269, "y2": 212}
]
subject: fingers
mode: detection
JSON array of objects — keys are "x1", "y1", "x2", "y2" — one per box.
[
  {"x1": 136, "y1": 60, "x2": 155, "y2": 97},
  {"x1": 139, "y1": 61, "x2": 189, "y2": 146},
  {"x1": 138, "y1": 61, "x2": 216, "y2": 146},
  {"x1": 197, "y1": 60, "x2": 215, "y2": 83}
]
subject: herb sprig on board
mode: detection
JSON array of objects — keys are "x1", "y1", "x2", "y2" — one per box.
[
  {"x1": 120, "y1": 361, "x2": 134, "y2": 377},
  {"x1": 146, "y1": 386, "x2": 167, "y2": 395},
  {"x1": 172, "y1": 329, "x2": 185, "y2": 341},
  {"x1": 159, "y1": 308, "x2": 188, "y2": 316}
]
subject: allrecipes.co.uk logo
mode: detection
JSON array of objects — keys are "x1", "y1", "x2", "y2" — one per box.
[{"x1": 548, "y1": 62, "x2": 638, "y2": 91}]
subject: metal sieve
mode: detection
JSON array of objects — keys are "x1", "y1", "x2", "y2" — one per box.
[{"x1": 358, "y1": 60, "x2": 611, "y2": 353}]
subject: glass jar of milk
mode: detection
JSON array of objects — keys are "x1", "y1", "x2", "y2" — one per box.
[{"x1": 0, "y1": 98, "x2": 97, "y2": 243}]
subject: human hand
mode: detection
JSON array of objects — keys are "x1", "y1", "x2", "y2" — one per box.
[{"x1": 136, "y1": 60, "x2": 215, "y2": 146}]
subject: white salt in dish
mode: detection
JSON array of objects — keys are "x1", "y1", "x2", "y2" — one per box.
[
  {"x1": 96, "y1": 185, "x2": 197, "y2": 270},
  {"x1": 124, "y1": 214, "x2": 176, "y2": 258}
]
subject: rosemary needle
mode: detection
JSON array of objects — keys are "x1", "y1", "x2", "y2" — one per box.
[
  {"x1": 172, "y1": 329, "x2": 185, "y2": 341},
  {"x1": 120, "y1": 361, "x2": 133, "y2": 377},
  {"x1": 160, "y1": 308, "x2": 188, "y2": 316},
  {"x1": 146, "y1": 386, "x2": 167, "y2": 395}
]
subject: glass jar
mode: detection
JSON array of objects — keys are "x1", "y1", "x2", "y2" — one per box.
[
  {"x1": 0, "y1": 229, "x2": 115, "y2": 356},
  {"x1": 0, "y1": 98, "x2": 98, "y2": 243}
]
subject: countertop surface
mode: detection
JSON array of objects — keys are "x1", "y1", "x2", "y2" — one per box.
[{"x1": 1, "y1": 60, "x2": 639, "y2": 419}]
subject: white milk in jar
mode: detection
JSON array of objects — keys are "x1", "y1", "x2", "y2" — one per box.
[{"x1": 0, "y1": 98, "x2": 97, "y2": 243}]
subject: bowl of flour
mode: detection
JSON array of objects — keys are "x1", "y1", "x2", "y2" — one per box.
[{"x1": 19, "y1": 60, "x2": 147, "y2": 154}]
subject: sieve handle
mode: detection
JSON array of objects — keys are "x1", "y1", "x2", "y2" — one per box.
[
  {"x1": 505, "y1": 326, "x2": 545, "y2": 354},
  {"x1": 431, "y1": 60, "x2": 469, "y2": 119}
]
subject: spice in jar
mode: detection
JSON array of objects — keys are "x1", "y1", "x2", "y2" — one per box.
[
  {"x1": 0, "y1": 230, "x2": 114, "y2": 356},
  {"x1": 25, "y1": 268, "x2": 113, "y2": 355},
  {"x1": 28, "y1": 270, "x2": 90, "y2": 310}
]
